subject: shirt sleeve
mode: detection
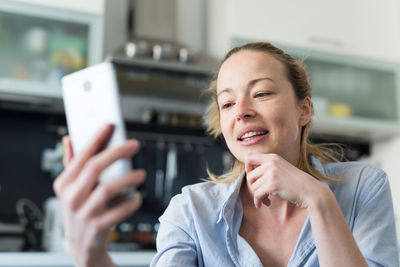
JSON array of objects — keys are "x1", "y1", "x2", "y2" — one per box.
[
  {"x1": 352, "y1": 170, "x2": 399, "y2": 267},
  {"x1": 150, "y1": 193, "x2": 199, "y2": 267}
]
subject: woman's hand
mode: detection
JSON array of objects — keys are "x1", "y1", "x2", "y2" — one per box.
[
  {"x1": 53, "y1": 124, "x2": 146, "y2": 267},
  {"x1": 245, "y1": 153, "x2": 370, "y2": 266},
  {"x1": 245, "y1": 153, "x2": 324, "y2": 209}
]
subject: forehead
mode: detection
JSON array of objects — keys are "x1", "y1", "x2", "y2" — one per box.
[{"x1": 217, "y1": 50, "x2": 287, "y2": 92}]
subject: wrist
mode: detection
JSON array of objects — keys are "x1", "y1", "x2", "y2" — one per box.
[{"x1": 306, "y1": 181, "x2": 336, "y2": 215}]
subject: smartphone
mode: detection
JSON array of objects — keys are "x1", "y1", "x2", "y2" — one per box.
[{"x1": 61, "y1": 62, "x2": 132, "y2": 186}]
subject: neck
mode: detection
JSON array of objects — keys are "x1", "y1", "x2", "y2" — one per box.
[{"x1": 240, "y1": 179, "x2": 300, "y2": 224}]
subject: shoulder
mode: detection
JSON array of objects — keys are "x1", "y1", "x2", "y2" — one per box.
[
  {"x1": 320, "y1": 161, "x2": 391, "y2": 211},
  {"x1": 322, "y1": 161, "x2": 387, "y2": 187}
]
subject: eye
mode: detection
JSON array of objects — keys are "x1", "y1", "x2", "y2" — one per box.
[
  {"x1": 221, "y1": 102, "x2": 234, "y2": 109},
  {"x1": 254, "y1": 92, "x2": 271, "y2": 98}
]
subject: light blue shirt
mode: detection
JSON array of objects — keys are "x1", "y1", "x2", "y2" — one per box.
[{"x1": 150, "y1": 158, "x2": 399, "y2": 267}]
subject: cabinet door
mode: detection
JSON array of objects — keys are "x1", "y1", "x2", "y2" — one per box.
[
  {"x1": 0, "y1": 0, "x2": 101, "y2": 98},
  {"x1": 230, "y1": 0, "x2": 400, "y2": 61}
]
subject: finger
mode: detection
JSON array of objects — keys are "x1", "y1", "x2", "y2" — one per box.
[
  {"x1": 69, "y1": 124, "x2": 116, "y2": 172},
  {"x1": 246, "y1": 153, "x2": 283, "y2": 169},
  {"x1": 75, "y1": 139, "x2": 140, "y2": 187},
  {"x1": 93, "y1": 192, "x2": 143, "y2": 232},
  {"x1": 253, "y1": 185, "x2": 271, "y2": 208},
  {"x1": 62, "y1": 136, "x2": 74, "y2": 167},
  {"x1": 245, "y1": 153, "x2": 265, "y2": 173},
  {"x1": 65, "y1": 140, "x2": 141, "y2": 210},
  {"x1": 78, "y1": 169, "x2": 146, "y2": 218},
  {"x1": 247, "y1": 171, "x2": 271, "y2": 208},
  {"x1": 246, "y1": 163, "x2": 268, "y2": 185},
  {"x1": 54, "y1": 124, "x2": 115, "y2": 194},
  {"x1": 249, "y1": 171, "x2": 267, "y2": 192}
]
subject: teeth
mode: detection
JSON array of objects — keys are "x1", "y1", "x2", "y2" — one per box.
[{"x1": 241, "y1": 131, "x2": 266, "y2": 140}]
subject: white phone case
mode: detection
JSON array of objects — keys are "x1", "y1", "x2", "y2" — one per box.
[{"x1": 62, "y1": 62, "x2": 132, "y2": 184}]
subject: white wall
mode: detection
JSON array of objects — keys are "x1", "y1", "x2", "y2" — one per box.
[{"x1": 205, "y1": 0, "x2": 230, "y2": 59}]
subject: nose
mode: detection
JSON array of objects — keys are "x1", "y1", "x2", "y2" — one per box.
[{"x1": 235, "y1": 97, "x2": 256, "y2": 121}]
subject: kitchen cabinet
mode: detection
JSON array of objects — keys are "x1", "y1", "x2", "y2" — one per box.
[
  {"x1": 0, "y1": 0, "x2": 127, "y2": 99},
  {"x1": 10, "y1": 0, "x2": 128, "y2": 57},
  {"x1": 289, "y1": 44, "x2": 400, "y2": 140},
  {"x1": 208, "y1": 0, "x2": 400, "y2": 62}
]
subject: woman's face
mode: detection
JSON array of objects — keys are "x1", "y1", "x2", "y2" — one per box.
[{"x1": 216, "y1": 50, "x2": 311, "y2": 165}]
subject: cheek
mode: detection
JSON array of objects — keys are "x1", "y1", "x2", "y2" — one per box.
[
  {"x1": 219, "y1": 114, "x2": 235, "y2": 150},
  {"x1": 219, "y1": 114, "x2": 229, "y2": 137},
  {"x1": 219, "y1": 113, "x2": 243, "y2": 157},
  {"x1": 271, "y1": 109, "x2": 300, "y2": 137}
]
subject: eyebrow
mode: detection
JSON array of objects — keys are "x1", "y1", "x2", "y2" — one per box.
[{"x1": 217, "y1": 77, "x2": 275, "y2": 97}]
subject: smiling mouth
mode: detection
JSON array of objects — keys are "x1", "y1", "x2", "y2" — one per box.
[{"x1": 238, "y1": 131, "x2": 269, "y2": 141}]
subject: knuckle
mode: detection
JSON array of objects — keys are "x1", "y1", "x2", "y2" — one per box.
[
  {"x1": 269, "y1": 168, "x2": 278, "y2": 178},
  {"x1": 63, "y1": 193, "x2": 79, "y2": 212},
  {"x1": 134, "y1": 192, "x2": 143, "y2": 207},
  {"x1": 269, "y1": 162, "x2": 279, "y2": 172},
  {"x1": 249, "y1": 176, "x2": 257, "y2": 185},
  {"x1": 85, "y1": 160, "x2": 102, "y2": 176},
  {"x1": 138, "y1": 169, "x2": 147, "y2": 178},
  {"x1": 137, "y1": 170, "x2": 147, "y2": 182},
  {"x1": 113, "y1": 144, "x2": 129, "y2": 156},
  {"x1": 253, "y1": 190, "x2": 264, "y2": 200},
  {"x1": 76, "y1": 210, "x2": 90, "y2": 224},
  {"x1": 270, "y1": 157, "x2": 279, "y2": 165},
  {"x1": 80, "y1": 143, "x2": 93, "y2": 157},
  {"x1": 52, "y1": 171, "x2": 67, "y2": 195},
  {"x1": 270, "y1": 153, "x2": 280, "y2": 159},
  {"x1": 97, "y1": 184, "x2": 114, "y2": 199},
  {"x1": 89, "y1": 220, "x2": 105, "y2": 234}
]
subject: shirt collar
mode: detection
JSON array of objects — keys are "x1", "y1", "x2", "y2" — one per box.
[
  {"x1": 217, "y1": 170, "x2": 246, "y2": 224},
  {"x1": 311, "y1": 156, "x2": 326, "y2": 176},
  {"x1": 310, "y1": 156, "x2": 331, "y2": 188}
]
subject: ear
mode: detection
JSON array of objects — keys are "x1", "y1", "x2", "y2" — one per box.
[{"x1": 298, "y1": 96, "x2": 312, "y2": 126}]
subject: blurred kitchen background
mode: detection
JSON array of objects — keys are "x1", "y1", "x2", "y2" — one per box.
[{"x1": 0, "y1": 0, "x2": 399, "y2": 266}]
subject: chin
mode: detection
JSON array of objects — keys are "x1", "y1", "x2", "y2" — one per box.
[{"x1": 234, "y1": 147, "x2": 273, "y2": 162}]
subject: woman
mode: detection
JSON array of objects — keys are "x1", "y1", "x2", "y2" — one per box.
[{"x1": 150, "y1": 42, "x2": 399, "y2": 266}]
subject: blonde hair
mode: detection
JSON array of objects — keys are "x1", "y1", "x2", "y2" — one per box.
[{"x1": 204, "y1": 42, "x2": 341, "y2": 183}]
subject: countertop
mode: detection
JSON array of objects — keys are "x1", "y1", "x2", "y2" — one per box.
[{"x1": 0, "y1": 251, "x2": 157, "y2": 267}]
